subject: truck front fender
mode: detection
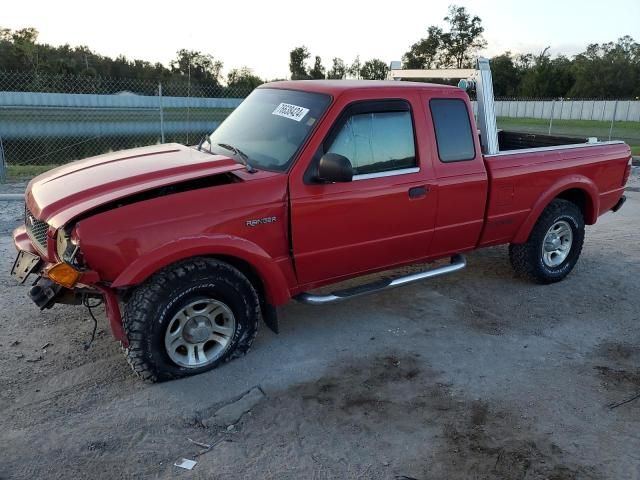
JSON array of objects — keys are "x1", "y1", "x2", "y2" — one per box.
[
  {"x1": 512, "y1": 175, "x2": 599, "y2": 244},
  {"x1": 111, "y1": 234, "x2": 292, "y2": 305}
]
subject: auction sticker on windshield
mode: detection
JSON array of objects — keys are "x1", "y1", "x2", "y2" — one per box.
[{"x1": 272, "y1": 103, "x2": 309, "y2": 122}]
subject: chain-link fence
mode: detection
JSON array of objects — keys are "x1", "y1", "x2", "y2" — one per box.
[
  {"x1": 0, "y1": 71, "x2": 254, "y2": 182},
  {"x1": 1, "y1": 71, "x2": 639, "y2": 182}
]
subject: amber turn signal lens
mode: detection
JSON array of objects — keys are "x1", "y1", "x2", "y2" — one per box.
[{"x1": 46, "y1": 262, "x2": 81, "y2": 288}]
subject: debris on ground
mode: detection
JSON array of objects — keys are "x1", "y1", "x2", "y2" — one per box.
[
  {"x1": 609, "y1": 392, "x2": 640, "y2": 409},
  {"x1": 201, "y1": 386, "x2": 265, "y2": 428},
  {"x1": 174, "y1": 458, "x2": 197, "y2": 470},
  {"x1": 187, "y1": 438, "x2": 211, "y2": 449},
  {"x1": 187, "y1": 437, "x2": 232, "y2": 457}
]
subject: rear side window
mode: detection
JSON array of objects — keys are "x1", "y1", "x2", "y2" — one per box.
[
  {"x1": 430, "y1": 99, "x2": 475, "y2": 162},
  {"x1": 326, "y1": 110, "x2": 416, "y2": 175}
]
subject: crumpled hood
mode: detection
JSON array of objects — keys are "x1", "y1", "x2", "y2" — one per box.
[{"x1": 26, "y1": 143, "x2": 244, "y2": 228}]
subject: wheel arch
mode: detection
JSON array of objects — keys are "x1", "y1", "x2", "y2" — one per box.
[
  {"x1": 112, "y1": 235, "x2": 292, "y2": 305},
  {"x1": 512, "y1": 177, "x2": 598, "y2": 244},
  {"x1": 555, "y1": 188, "x2": 596, "y2": 223},
  {"x1": 210, "y1": 254, "x2": 267, "y2": 304}
]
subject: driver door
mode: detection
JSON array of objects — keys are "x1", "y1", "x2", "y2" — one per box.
[{"x1": 289, "y1": 98, "x2": 437, "y2": 286}]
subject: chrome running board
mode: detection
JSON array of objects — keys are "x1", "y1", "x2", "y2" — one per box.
[{"x1": 295, "y1": 254, "x2": 466, "y2": 305}]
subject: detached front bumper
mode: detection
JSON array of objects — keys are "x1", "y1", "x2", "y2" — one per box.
[
  {"x1": 13, "y1": 225, "x2": 38, "y2": 256},
  {"x1": 13, "y1": 225, "x2": 85, "y2": 308},
  {"x1": 13, "y1": 224, "x2": 100, "y2": 287},
  {"x1": 11, "y1": 225, "x2": 128, "y2": 346}
]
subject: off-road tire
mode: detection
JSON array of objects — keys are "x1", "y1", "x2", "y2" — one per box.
[
  {"x1": 123, "y1": 258, "x2": 260, "y2": 382},
  {"x1": 509, "y1": 199, "x2": 585, "y2": 284}
]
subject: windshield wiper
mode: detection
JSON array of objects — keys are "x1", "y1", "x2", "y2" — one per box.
[
  {"x1": 197, "y1": 134, "x2": 213, "y2": 153},
  {"x1": 216, "y1": 143, "x2": 256, "y2": 173}
]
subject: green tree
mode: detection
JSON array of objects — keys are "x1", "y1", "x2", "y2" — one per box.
[
  {"x1": 403, "y1": 26, "x2": 443, "y2": 68},
  {"x1": 515, "y1": 53, "x2": 535, "y2": 70},
  {"x1": 518, "y1": 48, "x2": 574, "y2": 98},
  {"x1": 402, "y1": 5, "x2": 486, "y2": 70},
  {"x1": 360, "y1": 59, "x2": 389, "y2": 80},
  {"x1": 490, "y1": 52, "x2": 522, "y2": 97},
  {"x1": 327, "y1": 57, "x2": 346, "y2": 79},
  {"x1": 170, "y1": 49, "x2": 223, "y2": 84},
  {"x1": 0, "y1": 27, "x2": 40, "y2": 71},
  {"x1": 227, "y1": 66, "x2": 263, "y2": 95},
  {"x1": 309, "y1": 56, "x2": 325, "y2": 79},
  {"x1": 569, "y1": 36, "x2": 640, "y2": 98},
  {"x1": 0, "y1": 26, "x2": 223, "y2": 94},
  {"x1": 289, "y1": 46, "x2": 311, "y2": 80},
  {"x1": 440, "y1": 5, "x2": 487, "y2": 68},
  {"x1": 348, "y1": 55, "x2": 362, "y2": 79}
]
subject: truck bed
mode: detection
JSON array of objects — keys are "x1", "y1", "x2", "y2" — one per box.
[
  {"x1": 497, "y1": 130, "x2": 588, "y2": 151},
  {"x1": 479, "y1": 140, "x2": 630, "y2": 247}
]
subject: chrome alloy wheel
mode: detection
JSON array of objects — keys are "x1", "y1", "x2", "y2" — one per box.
[
  {"x1": 541, "y1": 220, "x2": 573, "y2": 268},
  {"x1": 164, "y1": 299, "x2": 236, "y2": 368}
]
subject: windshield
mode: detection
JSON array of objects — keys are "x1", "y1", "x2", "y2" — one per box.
[{"x1": 207, "y1": 88, "x2": 331, "y2": 172}]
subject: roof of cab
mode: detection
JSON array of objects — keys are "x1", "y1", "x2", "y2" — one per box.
[{"x1": 259, "y1": 79, "x2": 459, "y2": 96}]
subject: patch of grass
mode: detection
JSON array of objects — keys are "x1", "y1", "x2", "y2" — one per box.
[
  {"x1": 497, "y1": 117, "x2": 638, "y2": 131},
  {"x1": 497, "y1": 117, "x2": 640, "y2": 152},
  {"x1": 6, "y1": 164, "x2": 59, "y2": 180}
]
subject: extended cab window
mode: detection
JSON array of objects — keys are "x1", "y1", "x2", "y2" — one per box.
[
  {"x1": 326, "y1": 108, "x2": 416, "y2": 176},
  {"x1": 430, "y1": 98, "x2": 475, "y2": 162}
]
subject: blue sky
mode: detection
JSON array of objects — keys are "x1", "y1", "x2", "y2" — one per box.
[{"x1": 2, "y1": 0, "x2": 639, "y2": 79}]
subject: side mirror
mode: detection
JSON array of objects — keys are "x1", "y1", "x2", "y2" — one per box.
[{"x1": 317, "y1": 153, "x2": 353, "y2": 183}]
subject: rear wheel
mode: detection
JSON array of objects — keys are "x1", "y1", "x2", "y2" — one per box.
[
  {"x1": 123, "y1": 258, "x2": 260, "y2": 382},
  {"x1": 509, "y1": 199, "x2": 585, "y2": 284}
]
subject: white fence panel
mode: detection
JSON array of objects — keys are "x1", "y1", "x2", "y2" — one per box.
[
  {"x1": 570, "y1": 101, "x2": 581, "y2": 120},
  {"x1": 469, "y1": 99, "x2": 640, "y2": 122},
  {"x1": 581, "y1": 101, "x2": 594, "y2": 120},
  {"x1": 523, "y1": 102, "x2": 534, "y2": 117},
  {"x1": 603, "y1": 101, "x2": 616, "y2": 121},
  {"x1": 628, "y1": 102, "x2": 640, "y2": 121},
  {"x1": 615, "y1": 100, "x2": 634, "y2": 121}
]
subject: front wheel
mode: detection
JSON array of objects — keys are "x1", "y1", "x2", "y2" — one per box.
[
  {"x1": 509, "y1": 199, "x2": 585, "y2": 284},
  {"x1": 123, "y1": 258, "x2": 260, "y2": 382}
]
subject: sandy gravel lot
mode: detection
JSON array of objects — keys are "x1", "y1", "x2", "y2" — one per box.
[{"x1": 1, "y1": 171, "x2": 639, "y2": 479}]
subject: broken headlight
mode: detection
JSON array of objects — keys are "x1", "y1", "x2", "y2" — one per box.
[{"x1": 55, "y1": 228, "x2": 80, "y2": 265}]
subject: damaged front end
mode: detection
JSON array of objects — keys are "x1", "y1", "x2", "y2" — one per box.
[
  {"x1": 11, "y1": 144, "x2": 252, "y2": 349},
  {"x1": 11, "y1": 210, "x2": 127, "y2": 346},
  {"x1": 14, "y1": 207, "x2": 95, "y2": 303}
]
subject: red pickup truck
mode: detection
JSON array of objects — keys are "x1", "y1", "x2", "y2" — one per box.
[{"x1": 12, "y1": 80, "x2": 631, "y2": 381}]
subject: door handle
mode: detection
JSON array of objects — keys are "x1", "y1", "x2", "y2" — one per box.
[{"x1": 408, "y1": 186, "x2": 429, "y2": 199}]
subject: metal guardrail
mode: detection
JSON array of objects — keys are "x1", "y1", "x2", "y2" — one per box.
[
  {"x1": 0, "y1": 91, "x2": 244, "y2": 110},
  {"x1": 0, "y1": 194, "x2": 23, "y2": 201}
]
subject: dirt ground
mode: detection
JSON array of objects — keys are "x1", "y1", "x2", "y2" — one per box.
[{"x1": 1, "y1": 171, "x2": 639, "y2": 480}]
